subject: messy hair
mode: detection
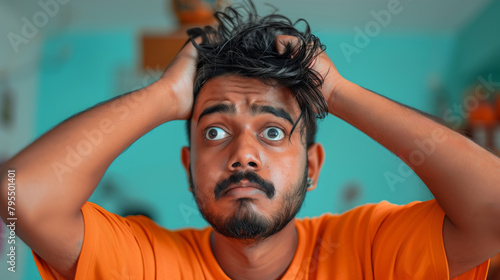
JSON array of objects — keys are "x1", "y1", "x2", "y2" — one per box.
[{"x1": 186, "y1": 1, "x2": 329, "y2": 147}]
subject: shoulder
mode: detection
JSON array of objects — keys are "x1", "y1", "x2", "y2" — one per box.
[
  {"x1": 295, "y1": 199, "x2": 440, "y2": 233},
  {"x1": 291, "y1": 200, "x2": 451, "y2": 279},
  {"x1": 81, "y1": 201, "x2": 210, "y2": 243},
  {"x1": 55, "y1": 202, "x2": 212, "y2": 279}
]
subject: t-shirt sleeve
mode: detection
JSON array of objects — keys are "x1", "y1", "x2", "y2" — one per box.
[
  {"x1": 33, "y1": 202, "x2": 160, "y2": 280},
  {"x1": 370, "y1": 199, "x2": 489, "y2": 280}
]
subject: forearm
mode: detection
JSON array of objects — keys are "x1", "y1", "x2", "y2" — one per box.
[
  {"x1": 0, "y1": 79, "x2": 174, "y2": 223},
  {"x1": 330, "y1": 79, "x2": 500, "y2": 232}
]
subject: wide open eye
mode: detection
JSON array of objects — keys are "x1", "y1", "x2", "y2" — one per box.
[
  {"x1": 261, "y1": 127, "x2": 285, "y2": 141},
  {"x1": 205, "y1": 127, "x2": 229, "y2": 141}
]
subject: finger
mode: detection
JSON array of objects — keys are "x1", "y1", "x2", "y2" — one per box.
[
  {"x1": 192, "y1": 36, "x2": 203, "y2": 45},
  {"x1": 310, "y1": 57, "x2": 317, "y2": 69},
  {"x1": 275, "y1": 35, "x2": 300, "y2": 55},
  {"x1": 183, "y1": 36, "x2": 203, "y2": 52},
  {"x1": 176, "y1": 36, "x2": 203, "y2": 62}
]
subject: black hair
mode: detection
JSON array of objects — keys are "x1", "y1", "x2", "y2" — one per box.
[{"x1": 185, "y1": 0, "x2": 329, "y2": 147}]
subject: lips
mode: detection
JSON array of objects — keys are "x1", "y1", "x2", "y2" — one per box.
[
  {"x1": 222, "y1": 180, "x2": 266, "y2": 196},
  {"x1": 214, "y1": 171, "x2": 276, "y2": 200}
]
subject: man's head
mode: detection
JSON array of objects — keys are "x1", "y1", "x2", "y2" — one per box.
[
  {"x1": 181, "y1": 1, "x2": 327, "y2": 242},
  {"x1": 186, "y1": 1, "x2": 329, "y2": 147}
]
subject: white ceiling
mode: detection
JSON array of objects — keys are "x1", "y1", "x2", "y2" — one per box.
[{"x1": 1, "y1": 0, "x2": 492, "y2": 34}]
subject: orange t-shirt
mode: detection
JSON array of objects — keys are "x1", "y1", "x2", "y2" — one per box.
[{"x1": 33, "y1": 199, "x2": 489, "y2": 279}]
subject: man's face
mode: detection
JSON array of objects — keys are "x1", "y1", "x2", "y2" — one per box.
[{"x1": 182, "y1": 75, "x2": 310, "y2": 240}]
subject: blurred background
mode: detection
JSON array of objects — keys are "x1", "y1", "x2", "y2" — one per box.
[{"x1": 1, "y1": 0, "x2": 500, "y2": 279}]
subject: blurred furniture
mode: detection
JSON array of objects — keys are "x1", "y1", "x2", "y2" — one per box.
[
  {"x1": 465, "y1": 91, "x2": 500, "y2": 156},
  {"x1": 141, "y1": 0, "x2": 231, "y2": 70}
]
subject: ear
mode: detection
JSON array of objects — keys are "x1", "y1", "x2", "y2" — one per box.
[
  {"x1": 306, "y1": 143, "x2": 325, "y2": 191},
  {"x1": 181, "y1": 146, "x2": 192, "y2": 192}
]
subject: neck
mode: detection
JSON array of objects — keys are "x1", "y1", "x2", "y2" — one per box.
[{"x1": 211, "y1": 221, "x2": 298, "y2": 280}]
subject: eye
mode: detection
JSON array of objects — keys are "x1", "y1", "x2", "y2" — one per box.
[
  {"x1": 205, "y1": 127, "x2": 229, "y2": 141},
  {"x1": 261, "y1": 127, "x2": 285, "y2": 141}
]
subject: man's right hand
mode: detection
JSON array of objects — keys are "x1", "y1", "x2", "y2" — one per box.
[{"x1": 158, "y1": 39, "x2": 200, "y2": 120}]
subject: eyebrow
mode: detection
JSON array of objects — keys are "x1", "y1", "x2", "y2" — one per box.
[
  {"x1": 250, "y1": 104, "x2": 294, "y2": 125},
  {"x1": 197, "y1": 103, "x2": 294, "y2": 125},
  {"x1": 198, "y1": 104, "x2": 236, "y2": 124}
]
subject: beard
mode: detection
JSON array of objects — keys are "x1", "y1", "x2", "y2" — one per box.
[{"x1": 190, "y1": 167, "x2": 308, "y2": 242}]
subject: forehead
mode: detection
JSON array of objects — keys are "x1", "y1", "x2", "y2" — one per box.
[{"x1": 193, "y1": 75, "x2": 300, "y2": 119}]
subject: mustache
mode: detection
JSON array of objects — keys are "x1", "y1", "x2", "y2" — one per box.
[{"x1": 214, "y1": 171, "x2": 275, "y2": 200}]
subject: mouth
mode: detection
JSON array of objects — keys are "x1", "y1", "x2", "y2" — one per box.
[
  {"x1": 222, "y1": 180, "x2": 267, "y2": 197},
  {"x1": 214, "y1": 172, "x2": 276, "y2": 200}
]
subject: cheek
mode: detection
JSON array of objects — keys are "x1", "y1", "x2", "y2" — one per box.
[
  {"x1": 266, "y1": 149, "x2": 307, "y2": 187},
  {"x1": 191, "y1": 147, "x2": 226, "y2": 189}
]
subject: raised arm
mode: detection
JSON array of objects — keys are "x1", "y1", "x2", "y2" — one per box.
[
  {"x1": 277, "y1": 35, "x2": 500, "y2": 277},
  {"x1": 330, "y1": 79, "x2": 500, "y2": 277},
  {"x1": 0, "y1": 40, "x2": 198, "y2": 279}
]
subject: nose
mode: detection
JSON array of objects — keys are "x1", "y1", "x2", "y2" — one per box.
[{"x1": 227, "y1": 131, "x2": 262, "y2": 172}]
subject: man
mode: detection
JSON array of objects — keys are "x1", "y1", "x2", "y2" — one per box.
[{"x1": 1, "y1": 2, "x2": 499, "y2": 280}]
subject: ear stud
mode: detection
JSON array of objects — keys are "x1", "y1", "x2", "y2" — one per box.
[{"x1": 306, "y1": 177, "x2": 314, "y2": 188}]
